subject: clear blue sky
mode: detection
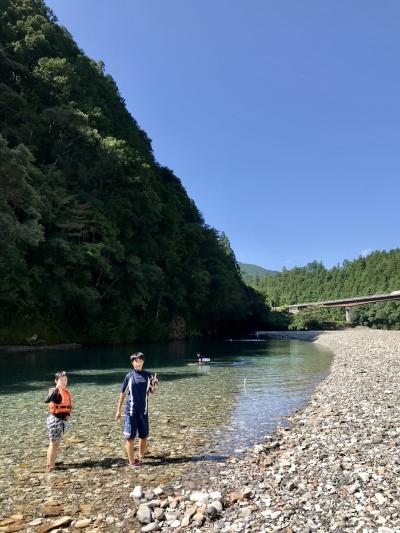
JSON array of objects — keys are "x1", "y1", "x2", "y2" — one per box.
[{"x1": 46, "y1": 0, "x2": 400, "y2": 271}]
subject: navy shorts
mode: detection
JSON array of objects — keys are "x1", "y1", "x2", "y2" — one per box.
[{"x1": 124, "y1": 413, "x2": 149, "y2": 439}]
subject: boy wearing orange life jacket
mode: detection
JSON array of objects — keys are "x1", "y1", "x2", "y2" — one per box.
[{"x1": 44, "y1": 371, "x2": 72, "y2": 471}]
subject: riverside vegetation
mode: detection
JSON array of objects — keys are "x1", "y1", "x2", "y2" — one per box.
[
  {"x1": 0, "y1": 0, "x2": 268, "y2": 345},
  {"x1": 247, "y1": 249, "x2": 400, "y2": 331}
]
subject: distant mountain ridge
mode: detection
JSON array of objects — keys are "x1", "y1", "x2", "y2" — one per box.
[{"x1": 238, "y1": 262, "x2": 278, "y2": 279}]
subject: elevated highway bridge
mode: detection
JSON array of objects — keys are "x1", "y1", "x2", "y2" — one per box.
[{"x1": 288, "y1": 290, "x2": 400, "y2": 322}]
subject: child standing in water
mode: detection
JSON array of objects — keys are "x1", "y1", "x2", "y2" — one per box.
[
  {"x1": 115, "y1": 353, "x2": 158, "y2": 468},
  {"x1": 44, "y1": 371, "x2": 72, "y2": 471}
]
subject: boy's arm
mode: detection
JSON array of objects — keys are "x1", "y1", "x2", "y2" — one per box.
[
  {"x1": 115, "y1": 392, "x2": 125, "y2": 419},
  {"x1": 116, "y1": 375, "x2": 128, "y2": 419}
]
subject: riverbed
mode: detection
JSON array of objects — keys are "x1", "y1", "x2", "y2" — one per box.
[{"x1": 0, "y1": 338, "x2": 331, "y2": 530}]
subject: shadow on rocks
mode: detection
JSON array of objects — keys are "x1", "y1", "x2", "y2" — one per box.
[
  {"x1": 56, "y1": 457, "x2": 126, "y2": 469},
  {"x1": 57, "y1": 453, "x2": 228, "y2": 469},
  {"x1": 145, "y1": 454, "x2": 228, "y2": 465}
]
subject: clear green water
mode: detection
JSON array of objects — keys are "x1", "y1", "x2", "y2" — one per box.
[{"x1": 0, "y1": 339, "x2": 331, "y2": 464}]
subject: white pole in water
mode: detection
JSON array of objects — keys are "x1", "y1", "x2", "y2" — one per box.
[{"x1": 243, "y1": 378, "x2": 247, "y2": 391}]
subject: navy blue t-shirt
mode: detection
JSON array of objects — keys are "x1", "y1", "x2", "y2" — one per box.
[{"x1": 120, "y1": 370, "x2": 152, "y2": 416}]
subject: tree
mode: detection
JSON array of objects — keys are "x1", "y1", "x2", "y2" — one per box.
[{"x1": 0, "y1": 0, "x2": 270, "y2": 343}]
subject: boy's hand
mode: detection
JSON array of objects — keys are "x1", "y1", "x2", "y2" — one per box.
[
  {"x1": 115, "y1": 409, "x2": 122, "y2": 420},
  {"x1": 150, "y1": 373, "x2": 158, "y2": 392}
]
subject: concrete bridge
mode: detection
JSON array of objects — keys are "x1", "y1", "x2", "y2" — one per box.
[{"x1": 288, "y1": 290, "x2": 400, "y2": 323}]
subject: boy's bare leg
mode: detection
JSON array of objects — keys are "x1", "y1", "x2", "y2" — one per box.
[
  {"x1": 47, "y1": 442, "x2": 59, "y2": 469},
  {"x1": 139, "y1": 437, "x2": 148, "y2": 460},
  {"x1": 125, "y1": 439, "x2": 136, "y2": 464}
]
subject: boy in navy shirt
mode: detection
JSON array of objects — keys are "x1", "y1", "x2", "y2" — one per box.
[{"x1": 115, "y1": 352, "x2": 158, "y2": 468}]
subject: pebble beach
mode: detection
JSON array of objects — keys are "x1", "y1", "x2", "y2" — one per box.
[
  {"x1": 1, "y1": 329, "x2": 400, "y2": 532},
  {"x1": 205, "y1": 329, "x2": 400, "y2": 533}
]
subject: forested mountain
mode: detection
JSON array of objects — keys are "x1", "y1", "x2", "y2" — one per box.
[
  {"x1": 238, "y1": 262, "x2": 278, "y2": 283},
  {"x1": 0, "y1": 0, "x2": 268, "y2": 343},
  {"x1": 253, "y1": 250, "x2": 400, "y2": 329}
]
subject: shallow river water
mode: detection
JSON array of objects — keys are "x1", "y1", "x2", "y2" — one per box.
[
  {"x1": 0, "y1": 338, "x2": 332, "y2": 522},
  {"x1": 0, "y1": 338, "x2": 331, "y2": 466}
]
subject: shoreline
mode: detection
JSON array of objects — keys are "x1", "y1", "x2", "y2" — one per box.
[
  {"x1": 0, "y1": 343, "x2": 82, "y2": 353},
  {"x1": 256, "y1": 330, "x2": 327, "y2": 342},
  {"x1": 204, "y1": 329, "x2": 400, "y2": 532},
  {"x1": 0, "y1": 330, "x2": 315, "y2": 353}
]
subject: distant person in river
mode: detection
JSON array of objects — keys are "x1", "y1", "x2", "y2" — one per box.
[
  {"x1": 115, "y1": 352, "x2": 158, "y2": 468},
  {"x1": 44, "y1": 371, "x2": 72, "y2": 472},
  {"x1": 196, "y1": 353, "x2": 211, "y2": 364}
]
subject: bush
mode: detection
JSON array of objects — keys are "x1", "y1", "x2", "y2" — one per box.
[
  {"x1": 289, "y1": 306, "x2": 346, "y2": 331},
  {"x1": 266, "y1": 310, "x2": 291, "y2": 330}
]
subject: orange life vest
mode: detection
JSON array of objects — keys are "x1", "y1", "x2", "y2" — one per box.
[{"x1": 49, "y1": 388, "x2": 72, "y2": 415}]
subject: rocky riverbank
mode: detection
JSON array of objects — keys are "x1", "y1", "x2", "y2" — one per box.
[
  {"x1": 195, "y1": 329, "x2": 400, "y2": 532},
  {"x1": 1, "y1": 329, "x2": 400, "y2": 532}
]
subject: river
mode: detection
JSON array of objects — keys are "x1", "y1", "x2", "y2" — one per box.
[{"x1": 0, "y1": 338, "x2": 331, "y2": 470}]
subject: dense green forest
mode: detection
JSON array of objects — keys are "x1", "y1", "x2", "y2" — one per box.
[
  {"x1": 251, "y1": 250, "x2": 400, "y2": 329},
  {"x1": 0, "y1": 0, "x2": 269, "y2": 344},
  {"x1": 238, "y1": 262, "x2": 277, "y2": 285}
]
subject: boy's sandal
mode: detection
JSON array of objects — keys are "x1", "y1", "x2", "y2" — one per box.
[{"x1": 128, "y1": 460, "x2": 141, "y2": 469}]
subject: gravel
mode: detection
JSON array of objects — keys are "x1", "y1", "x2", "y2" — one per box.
[{"x1": 197, "y1": 329, "x2": 400, "y2": 532}]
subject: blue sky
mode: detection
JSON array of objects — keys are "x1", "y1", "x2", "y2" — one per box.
[{"x1": 46, "y1": 0, "x2": 400, "y2": 271}]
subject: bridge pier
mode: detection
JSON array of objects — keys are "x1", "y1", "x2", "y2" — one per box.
[{"x1": 345, "y1": 307, "x2": 353, "y2": 323}]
